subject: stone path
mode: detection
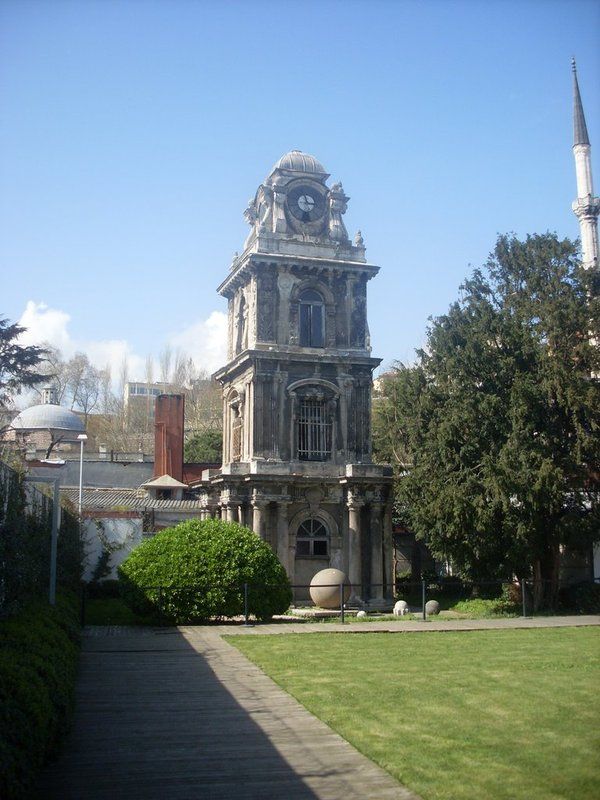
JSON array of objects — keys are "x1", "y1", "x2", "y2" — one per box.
[
  {"x1": 209, "y1": 613, "x2": 600, "y2": 636},
  {"x1": 39, "y1": 626, "x2": 419, "y2": 800}
]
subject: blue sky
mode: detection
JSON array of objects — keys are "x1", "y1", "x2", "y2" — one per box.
[{"x1": 1, "y1": 0, "x2": 598, "y2": 383}]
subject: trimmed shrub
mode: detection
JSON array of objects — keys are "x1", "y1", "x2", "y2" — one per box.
[
  {"x1": 118, "y1": 519, "x2": 292, "y2": 622},
  {"x1": 0, "y1": 593, "x2": 80, "y2": 799}
]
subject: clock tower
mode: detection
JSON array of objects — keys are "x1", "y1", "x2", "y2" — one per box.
[{"x1": 200, "y1": 150, "x2": 393, "y2": 606}]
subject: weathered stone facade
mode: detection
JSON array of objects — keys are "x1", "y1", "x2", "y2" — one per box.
[{"x1": 199, "y1": 150, "x2": 393, "y2": 605}]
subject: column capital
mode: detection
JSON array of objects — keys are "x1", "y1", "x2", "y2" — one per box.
[
  {"x1": 347, "y1": 503, "x2": 364, "y2": 512},
  {"x1": 347, "y1": 491, "x2": 365, "y2": 510}
]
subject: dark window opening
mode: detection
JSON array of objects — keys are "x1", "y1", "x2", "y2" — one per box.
[
  {"x1": 297, "y1": 518, "x2": 329, "y2": 558},
  {"x1": 299, "y1": 289, "x2": 324, "y2": 348}
]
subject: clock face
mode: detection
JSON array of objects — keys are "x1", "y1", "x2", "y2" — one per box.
[{"x1": 287, "y1": 184, "x2": 326, "y2": 222}]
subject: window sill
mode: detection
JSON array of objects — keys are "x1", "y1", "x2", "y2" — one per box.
[{"x1": 295, "y1": 554, "x2": 330, "y2": 560}]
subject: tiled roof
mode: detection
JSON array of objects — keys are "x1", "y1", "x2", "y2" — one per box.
[
  {"x1": 141, "y1": 474, "x2": 188, "y2": 489},
  {"x1": 61, "y1": 487, "x2": 205, "y2": 512}
]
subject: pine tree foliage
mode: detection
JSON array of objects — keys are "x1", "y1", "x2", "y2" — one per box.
[
  {"x1": 183, "y1": 429, "x2": 223, "y2": 463},
  {"x1": 0, "y1": 318, "x2": 48, "y2": 407},
  {"x1": 374, "y1": 234, "x2": 600, "y2": 606}
]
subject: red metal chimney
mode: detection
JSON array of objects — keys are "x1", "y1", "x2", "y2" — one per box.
[{"x1": 154, "y1": 394, "x2": 184, "y2": 482}]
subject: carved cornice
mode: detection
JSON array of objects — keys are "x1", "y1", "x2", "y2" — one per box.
[{"x1": 218, "y1": 251, "x2": 379, "y2": 299}]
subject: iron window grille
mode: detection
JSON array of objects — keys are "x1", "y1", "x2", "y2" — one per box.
[
  {"x1": 296, "y1": 518, "x2": 329, "y2": 557},
  {"x1": 297, "y1": 397, "x2": 331, "y2": 461}
]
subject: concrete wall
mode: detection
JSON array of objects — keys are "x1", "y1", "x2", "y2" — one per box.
[{"x1": 82, "y1": 515, "x2": 143, "y2": 581}]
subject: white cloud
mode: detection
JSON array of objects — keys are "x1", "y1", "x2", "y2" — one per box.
[
  {"x1": 167, "y1": 310, "x2": 228, "y2": 375},
  {"x1": 18, "y1": 301, "x2": 72, "y2": 354},
  {"x1": 16, "y1": 301, "x2": 227, "y2": 384},
  {"x1": 85, "y1": 339, "x2": 145, "y2": 380}
]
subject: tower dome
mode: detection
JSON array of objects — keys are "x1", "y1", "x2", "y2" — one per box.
[
  {"x1": 272, "y1": 150, "x2": 327, "y2": 175},
  {"x1": 11, "y1": 403, "x2": 85, "y2": 436}
]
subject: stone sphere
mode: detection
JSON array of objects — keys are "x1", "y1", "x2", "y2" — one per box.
[
  {"x1": 425, "y1": 600, "x2": 440, "y2": 616},
  {"x1": 393, "y1": 600, "x2": 409, "y2": 617},
  {"x1": 356, "y1": 610, "x2": 367, "y2": 618},
  {"x1": 309, "y1": 568, "x2": 351, "y2": 609}
]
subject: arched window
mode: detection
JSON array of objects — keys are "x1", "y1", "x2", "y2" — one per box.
[
  {"x1": 299, "y1": 289, "x2": 324, "y2": 348},
  {"x1": 296, "y1": 518, "x2": 329, "y2": 557}
]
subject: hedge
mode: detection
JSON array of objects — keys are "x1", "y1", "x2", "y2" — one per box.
[
  {"x1": 119, "y1": 518, "x2": 292, "y2": 622},
  {"x1": 0, "y1": 593, "x2": 81, "y2": 799},
  {"x1": 560, "y1": 581, "x2": 600, "y2": 614}
]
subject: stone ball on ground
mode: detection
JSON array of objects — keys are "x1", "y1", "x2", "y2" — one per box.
[
  {"x1": 425, "y1": 600, "x2": 440, "y2": 615},
  {"x1": 393, "y1": 600, "x2": 409, "y2": 616},
  {"x1": 309, "y1": 568, "x2": 351, "y2": 609},
  {"x1": 356, "y1": 610, "x2": 367, "y2": 618}
]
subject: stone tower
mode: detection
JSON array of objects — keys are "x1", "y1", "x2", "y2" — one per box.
[
  {"x1": 200, "y1": 150, "x2": 393, "y2": 605},
  {"x1": 572, "y1": 59, "x2": 599, "y2": 270}
]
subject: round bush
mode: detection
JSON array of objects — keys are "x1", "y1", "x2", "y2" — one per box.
[{"x1": 118, "y1": 519, "x2": 292, "y2": 623}]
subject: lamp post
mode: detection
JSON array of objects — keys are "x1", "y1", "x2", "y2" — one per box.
[{"x1": 77, "y1": 433, "x2": 88, "y2": 517}]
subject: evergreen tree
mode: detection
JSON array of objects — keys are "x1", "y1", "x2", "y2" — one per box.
[
  {"x1": 375, "y1": 234, "x2": 600, "y2": 608},
  {"x1": 0, "y1": 318, "x2": 48, "y2": 407},
  {"x1": 184, "y1": 429, "x2": 223, "y2": 463}
]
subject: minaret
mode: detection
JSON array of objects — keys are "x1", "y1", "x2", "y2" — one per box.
[{"x1": 571, "y1": 58, "x2": 600, "y2": 270}]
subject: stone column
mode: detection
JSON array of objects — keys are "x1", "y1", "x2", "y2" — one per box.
[
  {"x1": 222, "y1": 397, "x2": 230, "y2": 464},
  {"x1": 347, "y1": 497, "x2": 363, "y2": 605},
  {"x1": 370, "y1": 502, "x2": 384, "y2": 603},
  {"x1": 275, "y1": 501, "x2": 290, "y2": 574},
  {"x1": 252, "y1": 499, "x2": 266, "y2": 541},
  {"x1": 226, "y1": 504, "x2": 238, "y2": 523},
  {"x1": 289, "y1": 393, "x2": 298, "y2": 459},
  {"x1": 383, "y1": 500, "x2": 394, "y2": 600}
]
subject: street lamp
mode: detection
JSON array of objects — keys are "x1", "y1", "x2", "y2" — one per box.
[{"x1": 77, "y1": 433, "x2": 88, "y2": 516}]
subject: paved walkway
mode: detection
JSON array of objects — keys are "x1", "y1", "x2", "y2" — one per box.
[
  {"x1": 39, "y1": 616, "x2": 599, "y2": 799},
  {"x1": 39, "y1": 626, "x2": 419, "y2": 800},
  {"x1": 210, "y1": 613, "x2": 600, "y2": 636}
]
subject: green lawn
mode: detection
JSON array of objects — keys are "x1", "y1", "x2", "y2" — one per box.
[{"x1": 228, "y1": 628, "x2": 600, "y2": 800}]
